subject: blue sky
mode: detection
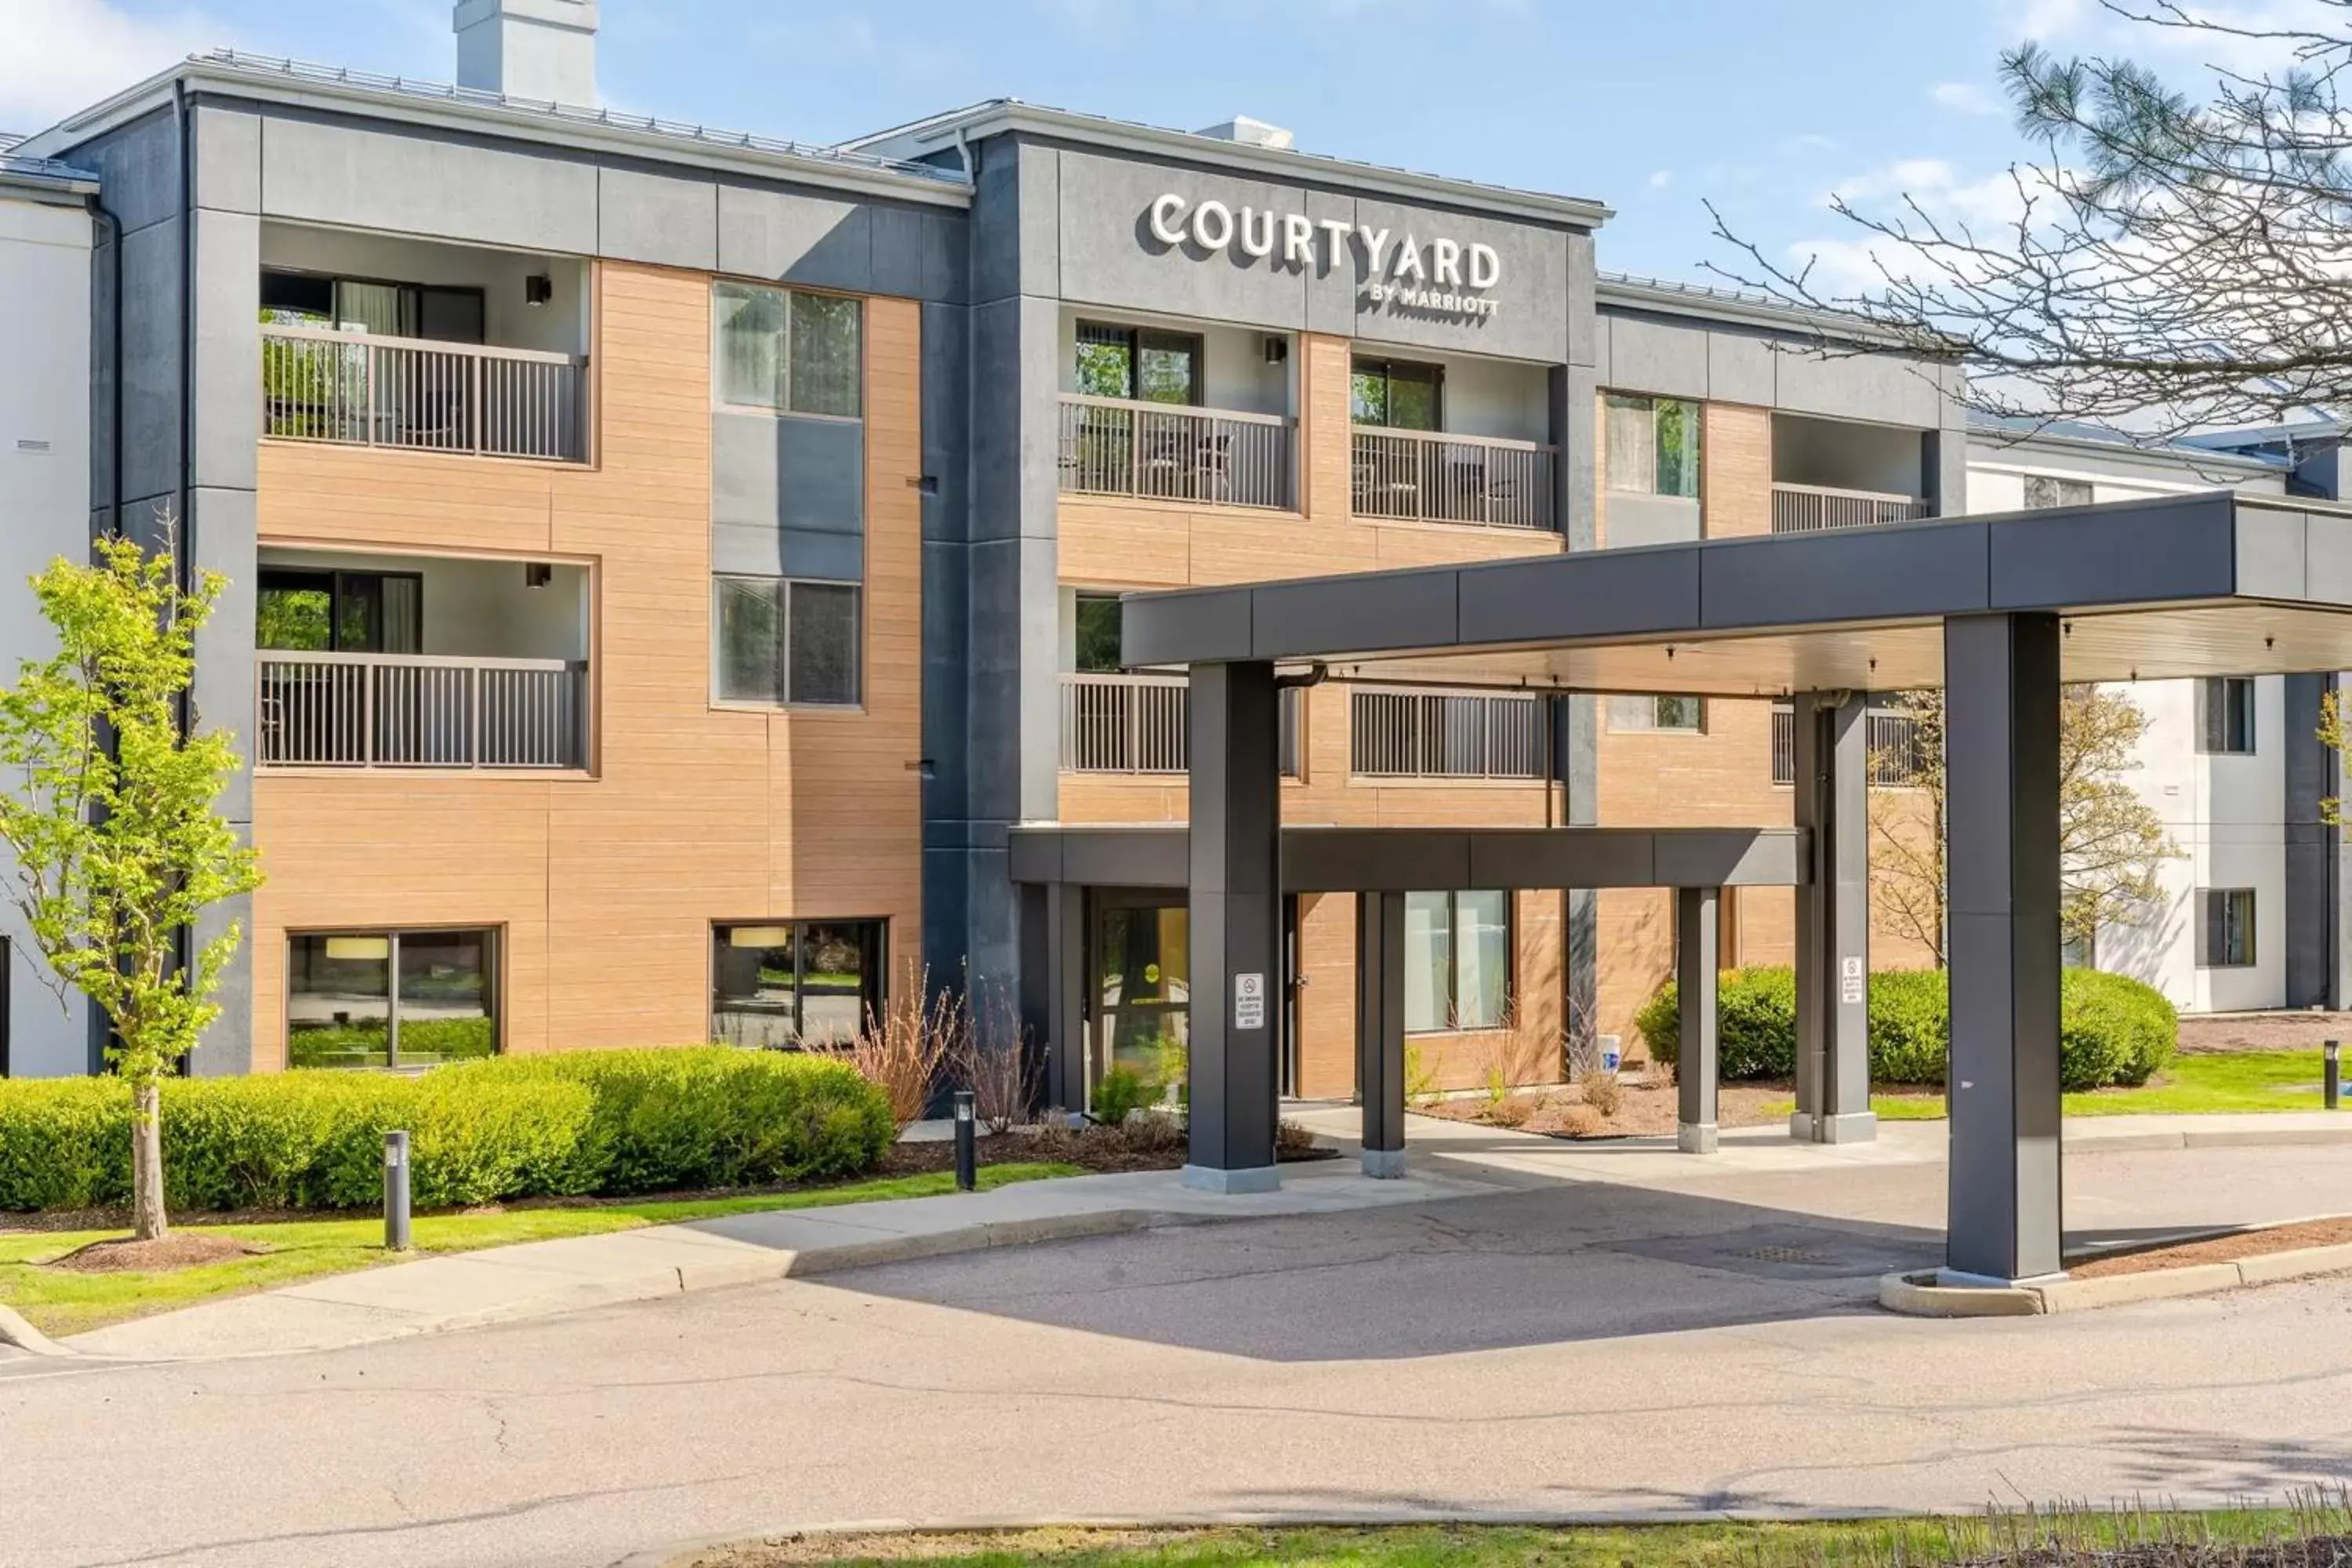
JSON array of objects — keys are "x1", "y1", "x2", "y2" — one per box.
[{"x1": 2, "y1": 0, "x2": 2305, "y2": 285}]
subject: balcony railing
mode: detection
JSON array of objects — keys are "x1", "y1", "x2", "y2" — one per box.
[
  {"x1": 258, "y1": 652, "x2": 588, "y2": 770},
  {"x1": 1353, "y1": 427, "x2": 1555, "y2": 531},
  {"x1": 261, "y1": 325, "x2": 588, "y2": 463},
  {"x1": 1057, "y1": 673, "x2": 1302, "y2": 776},
  {"x1": 1056, "y1": 395, "x2": 1292, "y2": 510},
  {"x1": 1351, "y1": 688, "x2": 1545, "y2": 780},
  {"x1": 1770, "y1": 482, "x2": 1929, "y2": 535},
  {"x1": 1771, "y1": 705, "x2": 1930, "y2": 787}
]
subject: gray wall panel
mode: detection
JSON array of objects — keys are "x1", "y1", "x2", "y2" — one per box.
[
  {"x1": 260, "y1": 113, "x2": 599, "y2": 253},
  {"x1": 710, "y1": 411, "x2": 777, "y2": 526},
  {"x1": 778, "y1": 528, "x2": 865, "y2": 581},
  {"x1": 869, "y1": 205, "x2": 925, "y2": 299},
  {"x1": 1606, "y1": 492, "x2": 1701, "y2": 548},
  {"x1": 715, "y1": 182, "x2": 872, "y2": 289},
  {"x1": 1773, "y1": 348, "x2": 1943, "y2": 427},
  {"x1": 66, "y1": 109, "x2": 179, "y2": 234},
  {"x1": 710, "y1": 521, "x2": 786, "y2": 576},
  {"x1": 1123, "y1": 586, "x2": 1251, "y2": 666},
  {"x1": 2303, "y1": 513, "x2": 2352, "y2": 604},
  {"x1": 2234, "y1": 508, "x2": 2308, "y2": 601},
  {"x1": 969, "y1": 134, "x2": 1022, "y2": 305},
  {"x1": 1348, "y1": 195, "x2": 1568, "y2": 363},
  {"x1": 1458, "y1": 549, "x2": 1700, "y2": 644},
  {"x1": 1301, "y1": 188, "x2": 1357, "y2": 339},
  {"x1": 1704, "y1": 327, "x2": 1777, "y2": 408},
  {"x1": 1251, "y1": 572, "x2": 1457, "y2": 659},
  {"x1": 1602, "y1": 312, "x2": 1710, "y2": 400},
  {"x1": 1055, "y1": 147, "x2": 1308, "y2": 332},
  {"x1": 1018, "y1": 140, "x2": 1060, "y2": 301},
  {"x1": 920, "y1": 209, "x2": 969, "y2": 306},
  {"x1": 191, "y1": 208, "x2": 260, "y2": 493},
  {"x1": 118, "y1": 220, "x2": 183, "y2": 506},
  {"x1": 776, "y1": 416, "x2": 866, "y2": 532},
  {"x1": 1987, "y1": 503, "x2": 2234, "y2": 608},
  {"x1": 190, "y1": 485, "x2": 256, "y2": 828},
  {"x1": 598, "y1": 163, "x2": 717, "y2": 270},
  {"x1": 193, "y1": 102, "x2": 260, "y2": 214},
  {"x1": 1565, "y1": 232, "x2": 1597, "y2": 368},
  {"x1": 1702, "y1": 524, "x2": 1991, "y2": 627}
]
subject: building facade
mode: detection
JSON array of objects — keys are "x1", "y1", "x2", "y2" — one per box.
[{"x1": 9, "y1": 2, "x2": 1970, "y2": 1093}]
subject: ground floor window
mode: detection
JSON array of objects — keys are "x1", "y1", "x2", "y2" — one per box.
[
  {"x1": 2197, "y1": 889, "x2": 2256, "y2": 968},
  {"x1": 712, "y1": 920, "x2": 887, "y2": 1049},
  {"x1": 287, "y1": 928, "x2": 498, "y2": 1069},
  {"x1": 1404, "y1": 891, "x2": 1511, "y2": 1033}
]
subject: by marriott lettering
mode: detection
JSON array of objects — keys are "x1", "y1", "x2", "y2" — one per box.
[{"x1": 1146, "y1": 193, "x2": 1503, "y2": 318}]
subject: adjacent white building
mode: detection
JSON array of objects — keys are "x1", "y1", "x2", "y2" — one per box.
[{"x1": 1967, "y1": 419, "x2": 2326, "y2": 1014}]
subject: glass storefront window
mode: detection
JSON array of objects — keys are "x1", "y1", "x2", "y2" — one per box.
[
  {"x1": 288, "y1": 929, "x2": 496, "y2": 1069},
  {"x1": 1093, "y1": 902, "x2": 1190, "y2": 1104},
  {"x1": 1403, "y1": 891, "x2": 1512, "y2": 1032},
  {"x1": 712, "y1": 920, "x2": 886, "y2": 1048}
]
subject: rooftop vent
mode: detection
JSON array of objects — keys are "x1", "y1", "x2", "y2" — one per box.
[
  {"x1": 453, "y1": 0, "x2": 598, "y2": 105},
  {"x1": 1196, "y1": 115, "x2": 1294, "y2": 150}
]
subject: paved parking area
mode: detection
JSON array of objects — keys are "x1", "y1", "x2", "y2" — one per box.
[{"x1": 2, "y1": 1142, "x2": 2349, "y2": 1568}]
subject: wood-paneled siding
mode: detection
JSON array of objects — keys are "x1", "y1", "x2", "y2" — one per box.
[{"x1": 249, "y1": 264, "x2": 924, "y2": 1071}]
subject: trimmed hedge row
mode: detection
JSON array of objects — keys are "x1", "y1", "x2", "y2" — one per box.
[
  {"x1": 1632, "y1": 966, "x2": 2176, "y2": 1091},
  {"x1": 0, "y1": 1047, "x2": 894, "y2": 1214}
]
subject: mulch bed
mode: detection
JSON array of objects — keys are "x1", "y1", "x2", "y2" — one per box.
[
  {"x1": 45, "y1": 1233, "x2": 267, "y2": 1274},
  {"x1": 1411, "y1": 1077, "x2": 1844, "y2": 1139},
  {"x1": 2176, "y1": 1011, "x2": 2352, "y2": 1054},
  {"x1": 2069, "y1": 1216, "x2": 2352, "y2": 1278}
]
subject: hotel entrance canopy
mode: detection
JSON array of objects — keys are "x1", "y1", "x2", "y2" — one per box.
[{"x1": 1118, "y1": 492, "x2": 2352, "y2": 1289}]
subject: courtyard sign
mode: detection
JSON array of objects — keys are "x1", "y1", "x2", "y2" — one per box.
[{"x1": 1145, "y1": 192, "x2": 1502, "y2": 319}]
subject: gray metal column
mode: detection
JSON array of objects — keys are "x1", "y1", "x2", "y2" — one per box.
[
  {"x1": 1675, "y1": 885, "x2": 1721, "y2": 1154},
  {"x1": 1041, "y1": 882, "x2": 1084, "y2": 1115},
  {"x1": 1356, "y1": 890, "x2": 1406, "y2": 1177},
  {"x1": 1185, "y1": 660, "x2": 1283, "y2": 1192},
  {"x1": 1944, "y1": 612, "x2": 2065, "y2": 1285},
  {"x1": 1791, "y1": 692, "x2": 1876, "y2": 1143}
]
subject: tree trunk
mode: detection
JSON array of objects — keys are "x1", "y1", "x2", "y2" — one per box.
[{"x1": 131, "y1": 1075, "x2": 169, "y2": 1242}]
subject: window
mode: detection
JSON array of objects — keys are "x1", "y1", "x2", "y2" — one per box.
[
  {"x1": 2023, "y1": 474, "x2": 2094, "y2": 510},
  {"x1": 260, "y1": 269, "x2": 485, "y2": 343},
  {"x1": 713, "y1": 281, "x2": 862, "y2": 416},
  {"x1": 1404, "y1": 891, "x2": 1512, "y2": 1032},
  {"x1": 714, "y1": 576, "x2": 861, "y2": 706},
  {"x1": 2198, "y1": 888, "x2": 2256, "y2": 968},
  {"x1": 1605, "y1": 394, "x2": 1700, "y2": 498},
  {"x1": 1075, "y1": 321, "x2": 1202, "y2": 405},
  {"x1": 1351, "y1": 358, "x2": 1444, "y2": 430},
  {"x1": 1073, "y1": 594, "x2": 1123, "y2": 673},
  {"x1": 1607, "y1": 695, "x2": 1704, "y2": 732},
  {"x1": 256, "y1": 568, "x2": 422, "y2": 654},
  {"x1": 713, "y1": 920, "x2": 887, "y2": 1048},
  {"x1": 287, "y1": 929, "x2": 496, "y2": 1069},
  {"x1": 2198, "y1": 677, "x2": 2256, "y2": 753}
]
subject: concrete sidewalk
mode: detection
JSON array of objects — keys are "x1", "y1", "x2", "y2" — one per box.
[{"x1": 46, "y1": 1157, "x2": 1506, "y2": 1363}]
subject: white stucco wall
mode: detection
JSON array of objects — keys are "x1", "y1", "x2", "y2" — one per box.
[
  {"x1": 1965, "y1": 437, "x2": 2292, "y2": 1012},
  {"x1": 0, "y1": 190, "x2": 96, "y2": 1074}
]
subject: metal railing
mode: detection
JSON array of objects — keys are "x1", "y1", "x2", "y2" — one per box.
[
  {"x1": 257, "y1": 652, "x2": 588, "y2": 770},
  {"x1": 1352, "y1": 427, "x2": 1556, "y2": 530},
  {"x1": 1771, "y1": 705, "x2": 1931, "y2": 787},
  {"x1": 1769, "y1": 482, "x2": 1928, "y2": 535},
  {"x1": 1056, "y1": 395, "x2": 1292, "y2": 510},
  {"x1": 1350, "y1": 688, "x2": 1544, "y2": 779},
  {"x1": 261, "y1": 325, "x2": 589, "y2": 462},
  {"x1": 1057, "y1": 674, "x2": 1304, "y2": 776}
]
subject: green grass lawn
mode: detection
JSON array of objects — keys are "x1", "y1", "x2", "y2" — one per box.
[
  {"x1": 1, "y1": 1162, "x2": 1079, "y2": 1339},
  {"x1": 700, "y1": 1508, "x2": 2346, "y2": 1568},
  {"x1": 1757, "y1": 1047, "x2": 2336, "y2": 1123}
]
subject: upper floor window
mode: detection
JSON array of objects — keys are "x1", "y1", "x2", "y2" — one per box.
[
  {"x1": 714, "y1": 575, "x2": 861, "y2": 707},
  {"x1": 1074, "y1": 594, "x2": 1124, "y2": 673},
  {"x1": 257, "y1": 568, "x2": 421, "y2": 654},
  {"x1": 2023, "y1": 474, "x2": 2094, "y2": 510},
  {"x1": 1352, "y1": 358, "x2": 1443, "y2": 431},
  {"x1": 1605, "y1": 394, "x2": 1700, "y2": 498},
  {"x1": 713, "y1": 282, "x2": 861, "y2": 418},
  {"x1": 1607, "y1": 695, "x2": 1704, "y2": 733},
  {"x1": 2198, "y1": 677, "x2": 2255, "y2": 754},
  {"x1": 2197, "y1": 888, "x2": 2256, "y2": 968},
  {"x1": 1076, "y1": 321, "x2": 1200, "y2": 405}
]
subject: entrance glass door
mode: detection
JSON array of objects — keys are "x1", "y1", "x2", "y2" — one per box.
[{"x1": 1091, "y1": 895, "x2": 1189, "y2": 1109}]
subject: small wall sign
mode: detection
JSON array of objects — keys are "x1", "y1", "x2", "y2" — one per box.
[{"x1": 1233, "y1": 971, "x2": 1267, "y2": 1030}]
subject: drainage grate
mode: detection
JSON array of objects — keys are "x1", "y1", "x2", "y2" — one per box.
[{"x1": 1730, "y1": 1245, "x2": 1838, "y2": 1267}]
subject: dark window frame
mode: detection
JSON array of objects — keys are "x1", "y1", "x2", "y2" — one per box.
[
  {"x1": 1351, "y1": 356, "x2": 1446, "y2": 431},
  {"x1": 710, "y1": 918, "x2": 889, "y2": 1048},
  {"x1": 1073, "y1": 593, "x2": 1125, "y2": 674},
  {"x1": 260, "y1": 267, "x2": 488, "y2": 345},
  {"x1": 1404, "y1": 889, "x2": 1515, "y2": 1035},
  {"x1": 711, "y1": 280, "x2": 866, "y2": 418},
  {"x1": 2197, "y1": 676, "x2": 2256, "y2": 754},
  {"x1": 2197, "y1": 887, "x2": 2257, "y2": 968},
  {"x1": 256, "y1": 567, "x2": 424, "y2": 654},
  {"x1": 1073, "y1": 320, "x2": 1204, "y2": 406},
  {"x1": 284, "y1": 926, "x2": 500, "y2": 1070}
]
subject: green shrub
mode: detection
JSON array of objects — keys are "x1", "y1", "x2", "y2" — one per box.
[
  {"x1": 1089, "y1": 1067, "x2": 1154, "y2": 1127},
  {"x1": 0, "y1": 1047, "x2": 891, "y2": 1214},
  {"x1": 1633, "y1": 965, "x2": 2176, "y2": 1091}
]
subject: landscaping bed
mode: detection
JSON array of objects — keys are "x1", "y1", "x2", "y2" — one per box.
[
  {"x1": 2069, "y1": 1215, "x2": 2352, "y2": 1278},
  {"x1": 1410, "y1": 1076, "x2": 1797, "y2": 1138}
]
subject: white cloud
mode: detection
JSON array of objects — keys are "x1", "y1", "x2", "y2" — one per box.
[
  {"x1": 0, "y1": 0, "x2": 216, "y2": 136},
  {"x1": 1931, "y1": 81, "x2": 2002, "y2": 116},
  {"x1": 1778, "y1": 132, "x2": 1838, "y2": 155},
  {"x1": 1799, "y1": 156, "x2": 2059, "y2": 292},
  {"x1": 2000, "y1": 0, "x2": 2345, "y2": 74},
  {"x1": 1647, "y1": 169, "x2": 1673, "y2": 190}
]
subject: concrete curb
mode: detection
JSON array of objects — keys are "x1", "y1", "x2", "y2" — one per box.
[
  {"x1": 1878, "y1": 1238, "x2": 2352, "y2": 1316},
  {"x1": 0, "y1": 1301, "x2": 74, "y2": 1358}
]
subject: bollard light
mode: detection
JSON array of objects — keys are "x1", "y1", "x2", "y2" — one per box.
[
  {"x1": 953, "y1": 1090, "x2": 978, "y2": 1192},
  {"x1": 2327, "y1": 1040, "x2": 2341, "y2": 1112},
  {"x1": 383, "y1": 1130, "x2": 412, "y2": 1252}
]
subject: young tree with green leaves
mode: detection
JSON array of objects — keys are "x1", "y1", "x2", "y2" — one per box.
[{"x1": 0, "y1": 521, "x2": 263, "y2": 1241}]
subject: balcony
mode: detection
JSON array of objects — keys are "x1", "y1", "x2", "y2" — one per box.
[
  {"x1": 1770, "y1": 704, "x2": 1929, "y2": 787},
  {"x1": 261, "y1": 326, "x2": 588, "y2": 463},
  {"x1": 258, "y1": 652, "x2": 587, "y2": 769},
  {"x1": 1057, "y1": 673, "x2": 1301, "y2": 777},
  {"x1": 1770, "y1": 482, "x2": 1929, "y2": 535},
  {"x1": 1055, "y1": 396, "x2": 1292, "y2": 510},
  {"x1": 1352, "y1": 428, "x2": 1555, "y2": 531},
  {"x1": 1350, "y1": 688, "x2": 1545, "y2": 780}
]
